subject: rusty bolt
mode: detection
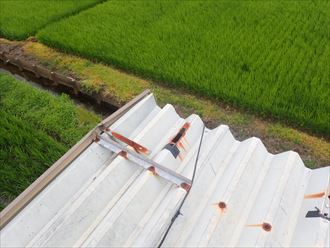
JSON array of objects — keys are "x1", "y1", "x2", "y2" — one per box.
[
  {"x1": 180, "y1": 182, "x2": 191, "y2": 192},
  {"x1": 148, "y1": 166, "x2": 157, "y2": 175},
  {"x1": 119, "y1": 150, "x2": 128, "y2": 159},
  {"x1": 262, "y1": 223, "x2": 272, "y2": 232},
  {"x1": 218, "y1": 201, "x2": 227, "y2": 210}
]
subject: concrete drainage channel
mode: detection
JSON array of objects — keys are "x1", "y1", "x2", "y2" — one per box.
[{"x1": 0, "y1": 52, "x2": 118, "y2": 117}]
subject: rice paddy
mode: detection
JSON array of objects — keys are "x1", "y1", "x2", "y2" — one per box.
[
  {"x1": 0, "y1": 110, "x2": 67, "y2": 209},
  {"x1": 0, "y1": 73, "x2": 100, "y2": 209},
  {"x1": 0, "y1": 0, "x2": 101, "y2": 40},
  {"x1": 36, "y1": 0, "x2": 330, "y2": 135},
  {"x1": 0, "y1": 0, "x2": 329, "y2": 215}
]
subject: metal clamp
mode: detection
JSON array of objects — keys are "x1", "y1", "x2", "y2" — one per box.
[{"x1": 96, "y1": 135, "x2": 191, "y2": 191}]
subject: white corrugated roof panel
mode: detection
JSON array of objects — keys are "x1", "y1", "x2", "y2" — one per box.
[{"x1": 1, "y1": 93, "x2": 329, "y2": 247}]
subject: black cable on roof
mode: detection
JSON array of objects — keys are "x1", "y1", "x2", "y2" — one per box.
[{"x1": 158, "y1": 124, "x2": 206, "y2": 247}]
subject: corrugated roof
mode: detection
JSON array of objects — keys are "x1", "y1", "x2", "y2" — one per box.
[{"x1": 1, "y1": 93, "x2": 329, "y2": 247}]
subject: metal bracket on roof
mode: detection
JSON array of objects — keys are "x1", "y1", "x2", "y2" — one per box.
[
  {"x1": 106, "y1": 129, "x2": 150, "y2": 155},
  {"x1": 305, "y1": 207, "x2": 330, "y2": 221},
  {"x1": 163, "y1": 122, "x2": 190, "y2": 159},
  {"x1": 96, "y1": 135, "x2": 192, "y2": 191}
]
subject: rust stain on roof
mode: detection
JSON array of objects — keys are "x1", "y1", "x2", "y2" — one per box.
[
  {"x1": 304, "y1": 191, "x2": 325, "y2": 199},
  {"x1": 111, "y1": 131, "x2": 149, "y2": 155},
  {"x1": 246, "y1": 222, "x2": 272, "y2": 232}
]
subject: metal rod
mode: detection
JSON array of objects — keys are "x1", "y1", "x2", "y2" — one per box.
[{"x1": 97, "y1": 136, "x2": 192, "y2": 189}]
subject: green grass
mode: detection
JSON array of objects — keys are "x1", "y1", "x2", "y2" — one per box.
[
  {"x1": 0, "y1": 73, "x2": 100, "y2": 146},
  {"x1": 37, "y1": 0, "x2": 330, "y2": 136},
  {"x1": 0, "y1": 110, "x2": 67, "y2": 205},
  {"x1": 0, "y1": 0, "x2": 101, "y2": 40},
  {"x1": 0, "y1": 73, "x2": 100, "y2": 208}
]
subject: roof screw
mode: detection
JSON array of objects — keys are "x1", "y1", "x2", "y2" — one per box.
[
  {"x1": 94, "y1": 136, "x2": 100, "y2": 142},
  {"x1": 119, "y1": 150, "x2": 128, "y2": 159},
  {"x1": 148, "y1": 166, "x2": 157, "y2": 175},
  {"x1": 262, "y1": 223, "x2": 272, "y2": 232},
  {"x1": 218, "y1": 201, "x2": 226, "y2": 210},
  {"x1": 180, "y1": 182, "x2": 191, "y2": 192},
  {"x1": 246, "y1": 222, "x2": 272, "y2": 232}
]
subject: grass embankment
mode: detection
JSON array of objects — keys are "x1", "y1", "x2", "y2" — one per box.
[
  {"x1": 0, "y1": 0, "x2": 101, "y2": 40},
  {"x1": 19, "y1": 40, "x2": 330, "y2": 168},
  {"x1": 37, "y1": 0, "x2": 330, "y2": 136},
  {"x1": 0, "y1": 73, "x2": 100, "y2": 209}
]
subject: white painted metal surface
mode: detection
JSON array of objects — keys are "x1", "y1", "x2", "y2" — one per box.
[{"x1": 1, "y1": 94, "x2": 329, "y2": 247}]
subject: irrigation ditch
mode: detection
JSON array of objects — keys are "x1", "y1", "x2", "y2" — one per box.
[{"x1": 0, "y1": 51, "x2": 118, "y2": 117}]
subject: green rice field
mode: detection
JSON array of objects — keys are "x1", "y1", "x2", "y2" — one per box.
[
  {"x1": 0, "y1": 73, "x2": 100, "y2": 209},
  {"x1": 0, "y1": 110, "x2": 66, "y2": 209},
  {"x1": 0, "y1": 0, "x2": 101, "y2": 40},
  {"x1": 36, "y1": 0, "x2": 330, "y2": 135}
]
